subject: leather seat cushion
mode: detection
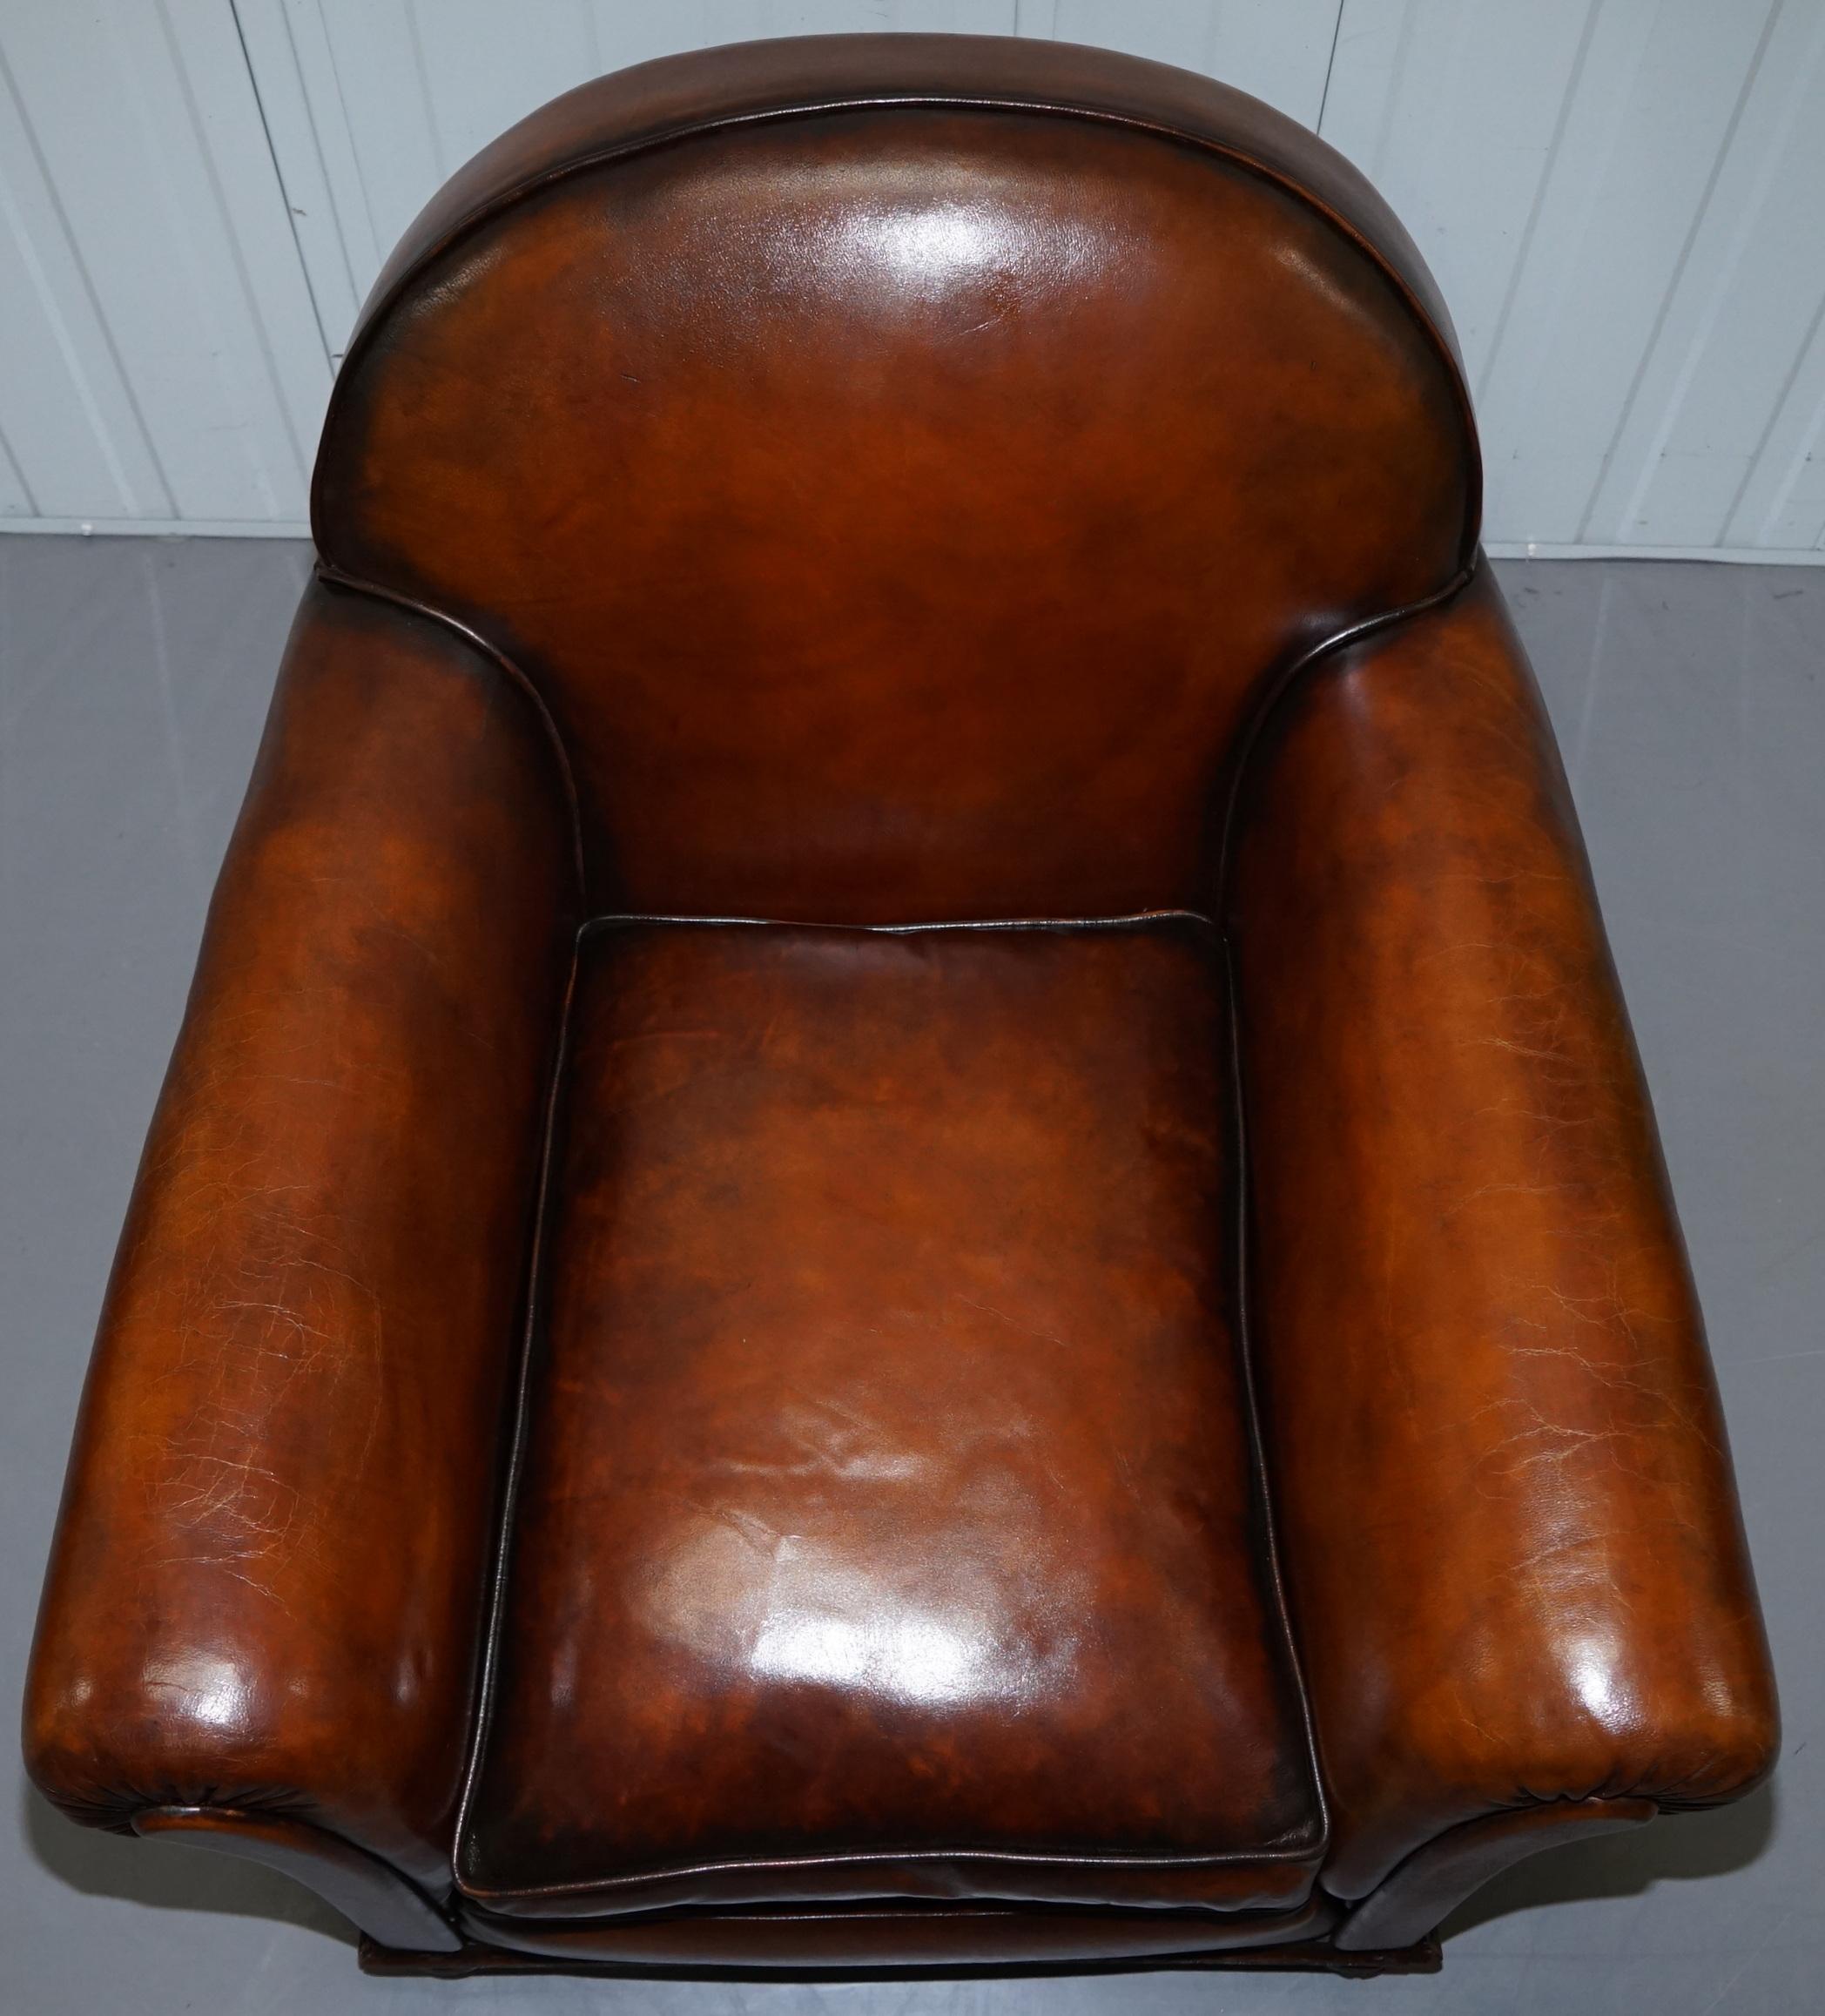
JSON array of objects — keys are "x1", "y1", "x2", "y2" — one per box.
[{"x1": 458, "y1": 917, "x2": 1323, "y2": 1919}]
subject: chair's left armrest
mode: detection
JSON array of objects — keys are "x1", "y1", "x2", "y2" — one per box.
[{"x1": 24, "y1": 582, "x2": 577, "y2": 1926}]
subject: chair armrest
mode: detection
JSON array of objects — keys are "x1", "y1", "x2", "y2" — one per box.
[
  {"x1": 24, "y1": 582, "x2": 577, "y2": 1913},
  {"x1": 1225, "y1": 559, "x2": 1777, "y2": 1908}
]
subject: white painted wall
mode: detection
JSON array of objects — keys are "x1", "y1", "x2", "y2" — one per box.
[{"x1": 2, "y1": 0, "x2": 1822, "y2": 557}]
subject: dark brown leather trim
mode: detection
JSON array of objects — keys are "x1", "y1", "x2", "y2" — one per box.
[{"x1": 132, "y1": 1806, "x2": 461, "y2": 1952}]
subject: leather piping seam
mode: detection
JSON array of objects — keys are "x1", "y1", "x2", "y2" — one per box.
[
  {"x1": 452, "y1": 931, "x2": 584, "y2": 1888},
  {"x1": 1211, "y1": 563, "x2": 1484, "y2": 1885},
  {"x1": 460, "y1": 1837, "x2": 1320, "y2": 1910},
  {"x1": 313, "y1": 563, "x2": 588, "y2": 907},
  {"x1": 311, "y1": 93, "x2": 1479, "y2": 570},
  {"x1": 1221, "y1": 931, "x2": 1331, "y2": 1870},
  {"x1": 465, "y1": 1904, "x2": 1296, "y2": 1927},
  {"x1": 578, "y1": 908, "x2": 1216, "y2": 936},
  {"x1": 1209, "y1": 557, "x2": 1478, "y2": 924}
]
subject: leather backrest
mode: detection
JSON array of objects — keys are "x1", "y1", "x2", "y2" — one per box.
[{"x1": 314, "y1": 35, "x2": 1477, "y2": 923}]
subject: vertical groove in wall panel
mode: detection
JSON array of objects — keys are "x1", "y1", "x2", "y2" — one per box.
[
  {"x1": 151, "y1": 0, "x2": 326, "y2": 510},
  {"x1": 1469, "y1": 0, "x2": 1601, "y2": 412},
  {"x1": 0, "y1": 23, "x2": 174, "y2": 520},
  {"x1": 1575, "y1": 0, "x2": 1785, "y2": 544},
  {"x1": 0, "y1": 416, "x2": 37, "y2": 518},
  {"x1": 1587, "y1": 0, "x2": 1825, "y2": 550},
  {"x1": 1047, "y1": 3, "x2": 1343, "y2": 125},
  {"x1": 403, "y1": 0, "x2": 450, "y2": 183},
  {"x1": 281, "y1": 0, "x2": 386, "y2": 306},
  {"x1": 407, "y1": 0, "x2": 596, "y2": 176},
  {"x1": 586, "y1": 0, "x2": 691, "y2": 75},
  {"x1": 310, "y1": 2, "x2": 446, "y2": 270},
  {"x1": 226, "y1": 2, "x2": 340, "y2": 376},
  {"x1": 1320, "y1": 0, "x2": 1599, "y2": 397},
  {"x1": 1323, "y1": 0, "x2": 1825, "y2": 556},
  {"x1": 0, "y1": 2, "x2": 327, "y2": 526},
  {"x1": 1729, "y1": 325, "x2": 1825, "y2": 553},
  {"x1": 232, "y1": 0, "x2": 364, "y2": 361}
]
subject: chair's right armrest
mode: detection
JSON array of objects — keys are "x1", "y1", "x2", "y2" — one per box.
[
  {"x1": 24, "y1": 582, "x2": 578, "y2": 1927},
  {"x1": 1224, "y1": 562, "x2": 1777, "y2": 1936}
]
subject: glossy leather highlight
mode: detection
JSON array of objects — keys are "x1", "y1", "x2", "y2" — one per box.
[{"x1": 461, "y1": 920, "x2": 1322, "y2": 1917}]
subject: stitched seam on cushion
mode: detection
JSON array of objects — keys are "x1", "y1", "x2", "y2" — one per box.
[
  {"x1": 314, "y1": 96, "x2": 1478, "y2": 567},
  {"x1": 460, "y1": 1837, "x2": 1323, "y2": 1911},
  {"x1": 461, "y1": 1898, "x2": 1330, "y2": 1932},
  {"x1": 579, "y1": 909, "x2": 1216, "y2": 936}
]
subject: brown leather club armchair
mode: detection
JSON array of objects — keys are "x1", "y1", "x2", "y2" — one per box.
[{"x1": 24, "y1": 36, "x2": 1776, "y2": 1982}]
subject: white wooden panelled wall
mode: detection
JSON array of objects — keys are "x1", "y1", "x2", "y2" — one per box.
[{"x1": 3, "y1": 0, "x2": 1823, "y2": 556}]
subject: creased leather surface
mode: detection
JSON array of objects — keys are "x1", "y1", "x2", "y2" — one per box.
[
  {"x1": 461, "y1": 919, "x2": 1322, "y2": 1917},
  {"x1": 1226, "y1": 562, "x2": 1778, "y2": 1901},
  {"x1": 24, "y1": 583, "x2": 576, "y2": 1890}
]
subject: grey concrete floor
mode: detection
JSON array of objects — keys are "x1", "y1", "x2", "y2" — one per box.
[{"x1": 1, "y1": 537, "x2": 1820, "y2": 2014}]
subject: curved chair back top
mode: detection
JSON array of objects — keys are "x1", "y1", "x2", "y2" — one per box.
[{"x1": 316, "y1": 35, "x2": 1477, "y2": 921}]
